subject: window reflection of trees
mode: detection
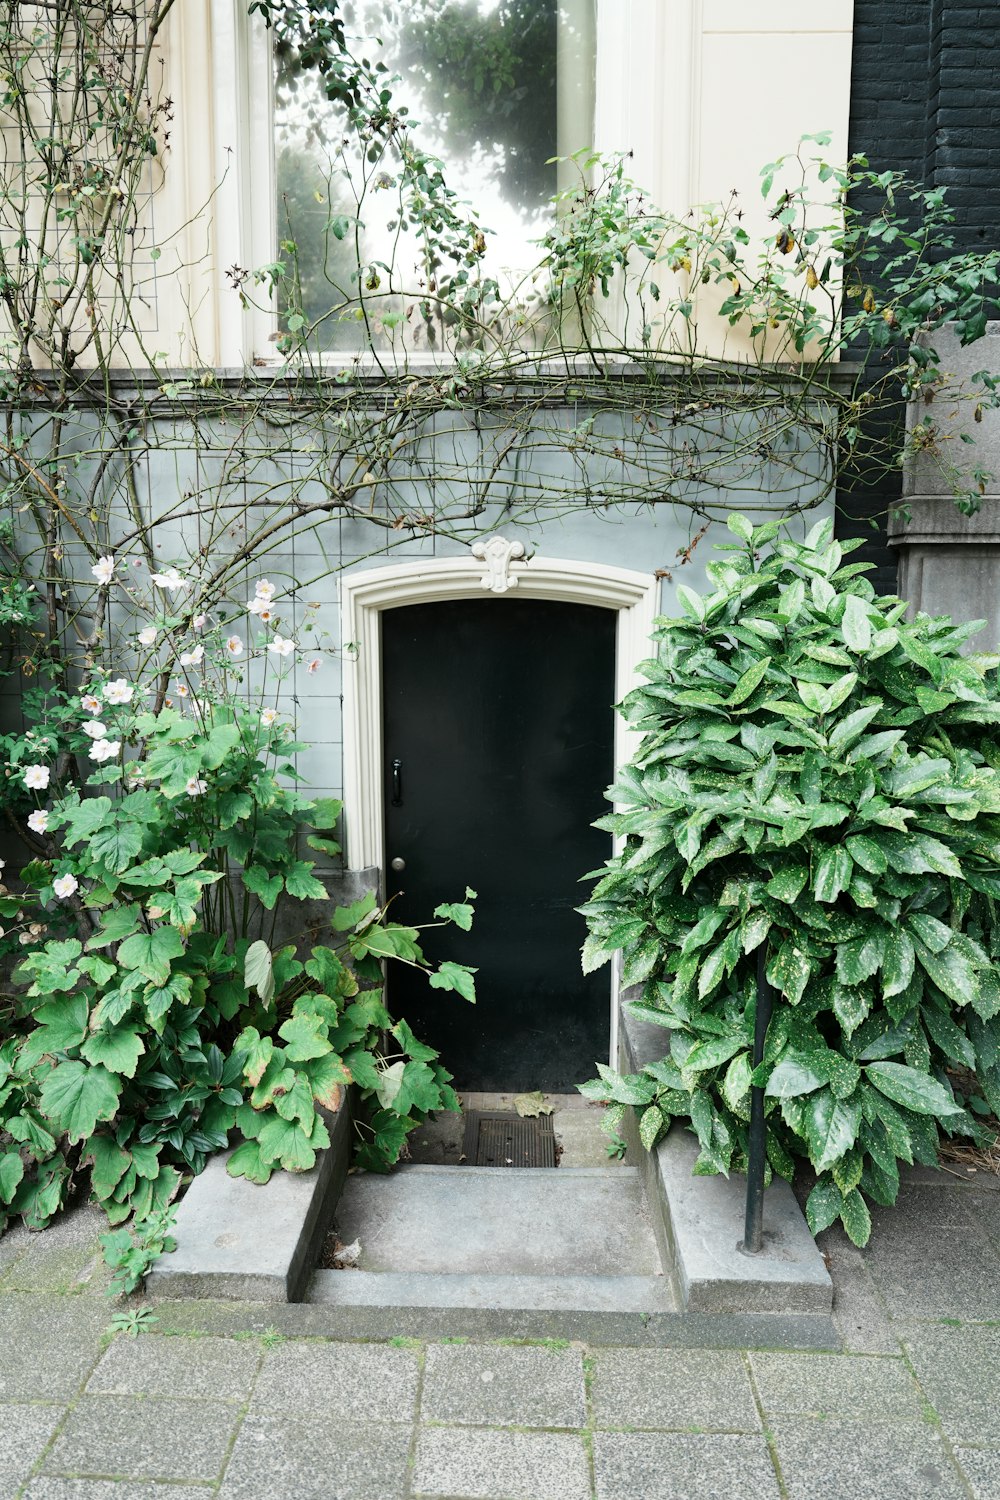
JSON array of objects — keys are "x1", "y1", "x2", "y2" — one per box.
[{"x1": 273, "y1": 1, "x2": 594, "y2": 351}]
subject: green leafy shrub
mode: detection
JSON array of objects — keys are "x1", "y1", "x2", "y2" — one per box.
[
  {"x1": 581, "y1": 513, "x2": 1000, "y2": 1245},
  {"x1": 0, "y1": 593, "x2": 476, "y2": 1237}
]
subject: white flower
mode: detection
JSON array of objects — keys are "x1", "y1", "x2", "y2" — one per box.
[
  {"x1": 23, "y1": 764, "x2": 50, "y2": 790},
  {"x1": 267, "y1": 635, "x2": 296, "y2": 658},
  {"x1": 175, "y1": 682, "x2": 189, "y2": 698},
  {"x1": 149, "y1": 568, "x2": 186, "y2": 592},
  {"x1": 0, "y1": 858, "x2": 6, "y2": 871},
  {"x1": 179, "y1": 645, "x2": 204, "y2": 667},
  {"x1": 247, "y1": 596, "x2": 273, "y2": 617},
  {"x1": 89, "y1": 738, "x2": 121, "y2": 763},
  {"x1": 260, "y1": 707, "x2": 278, "y2": 727},
  {"x1": 184, "y1": 776, "x2": 208, "y2": 796},
  {"x1": 91, "y1": 555, "x2": 115, "y2": 586},
  {"x1": 225, "y1": 635, "x2": 243, "y2": 657},
  {"x1": 81, "y1": 693, "x2": 102, "y2": 715},
  {"x1": 137, "y1": 626, "x2": 157, "y2": 647},
  {"x1": 27, "y1": 809, "x2": 48, "y2": 834},
  {"x1": 254, "y1": 579, "x2": 277, "y2": 602},
  {"x1": 82, "y1": 721, "x2": 107, "y2": 740},
  {"x1": 102, "y1": 679, "x2": 134, "y2": 705},
  {"x1": 306, "y1": 657, "x2": 321, "y2": 675},
  {"x1": 192, "y1": 613, "x2": 208, "y2": 630},
  {"x1": 53, "y1": 873, "x2": 79, "y2": 899}
]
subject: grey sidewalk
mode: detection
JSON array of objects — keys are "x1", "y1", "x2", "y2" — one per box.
[{"x1": 2, "y1": 1166, "x2": 1000, "y2": 1499}]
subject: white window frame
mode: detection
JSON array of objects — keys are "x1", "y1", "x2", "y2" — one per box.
[
  {"x1": 170, "y1": 0, "x2": 855, "y2": 366},
  {"x1": 222, "y1": 0, "x2": 687, "y2": 367}
]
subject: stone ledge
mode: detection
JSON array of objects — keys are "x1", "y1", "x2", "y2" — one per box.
[
  {"x1": 148, "y1": 1101, "x2": 351, "y2": 1303},
  {"x1": 619, "y1": 1003, "x2": 834, "y2": 1320}
]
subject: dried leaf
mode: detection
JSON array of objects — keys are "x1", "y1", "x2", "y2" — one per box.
[{"x1": 513, "y1": 1090, "x2": 553, "y2": 1118}]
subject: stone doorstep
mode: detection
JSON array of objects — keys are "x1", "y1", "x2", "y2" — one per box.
[
  {"x1": 147, "y1": 1101, "x2": 351, "y2": 1303},
  {"x1": 148, "y1": 1007, "x2": 834, "y2": 1349},
  {"x1": 618, "y1": 1004, "x2": 834, "y2": 1320}
]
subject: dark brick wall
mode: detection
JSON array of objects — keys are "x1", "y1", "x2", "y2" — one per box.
[{"x1": 835, "y1": 1, "x2": 1000, "y2": 594}]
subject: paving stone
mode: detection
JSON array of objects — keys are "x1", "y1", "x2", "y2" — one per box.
[
  {"x1": 593, "y1": 1431, "x2": 780, "y2": 1500},
  {"x1": 42, "y1": 1396, "x2": 240, "y2": 1482},
  {"x1": 769, "y1": 1417, "x2": 966, "y2": 1500},
  {"x1": 86, "y1": 1333, "x2": 259, "y2": 1401},
  {"x1": 1, "y1": 1212, "x2": 107, "y2": 1295},
  {"x1": 0, "y1": 1405, "x2": 64, "y2": 1500},
  {"x1": 749, "y1": 1352, "x2": 926, "y2": 1420},
  {"x1": 955, "y1": 1447, "x2": 1000, "y2": 1499},
  {"x1": 0, "y1": 1226, "x2": 28, "y2": 1279},
  {"x1": 901, "y1": 1324, "x2": 1000, "y2": 1444},
  {"x1": 862, "y1": 1222, "x2": 1000, "y2": 1320},
  {"x1": 218, "y1": 1414, "x2": 411, "y2": 1500},
  {"x1": 0, "y1": 1295, "x2": 107, "y2": 1399},
  {"x1": 2, "y1": 1241, "x2": 108, "y2": 1295},
  {"x1": 22, "y1": 1484, "x2": 214, "y2": 1500},
  {"x1": 251, "y1": 1340, "x2": 419, "y2": 1420},
  {"x1": 413, "y1": 1427, "x2": 590, "y2": 1500},
  {"x1": 818, "y1": 1229, "x2": 900, "y2": 1355},
  {"x1": 421, "y1": 1343, "x2": 585, "y2": 1429},
  {"x1": 590, "y1": 1348, "x2": 760, "y2": 1431}
]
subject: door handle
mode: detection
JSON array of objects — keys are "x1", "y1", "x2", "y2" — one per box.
[{"x1": 391, "y1": 757, "x2": 402, "y2": 805}]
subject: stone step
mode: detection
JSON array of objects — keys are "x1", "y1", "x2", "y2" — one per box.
[{"x1": 332, "y1": 1164, "x2": 661, "y2": 1277}]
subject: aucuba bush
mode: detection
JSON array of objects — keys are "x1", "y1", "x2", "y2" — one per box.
[
  {"x1": 581, "y1": 513, "x2": 1000, "y2": 1246},
  {"x1": 0, "y1": 570, "x2": 475, "y2": 1235}
]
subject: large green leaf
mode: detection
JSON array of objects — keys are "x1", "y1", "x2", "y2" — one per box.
[
  {"x1": 88, "y1": 821, "x2": 144, "y2": 874},
  {"x1": 257, "y1": 1115, "x2": 318, "y2": 1172},
  {"x1": 881, "y1": 929, "x2": 915, "y2": 999},
  {"x1": 19, "y1": 995, "x2": 89, "y2": 1065},
  {"x1": 80, "y1": 1026, "x2": 144, "y2": 1079},
  {"x1": 277, "y1": 1013, "x2": 330, "y2": 1063},
  {"x1": 841, "y1": 594, "x2": 872, "y2": 652},
  {"x1": 39, "y1": 1060, "x2": 121, "y2": 1142},
  {"x1": 81, "y1": 1134, "x2": 130, "y2": 1201},
  {"x1": 865, "y1": 1061, "x2": 962, "y2": 1117},
  {"x1": 428, "y1": 961, "x2": 477, "y2": 1003},
  {"x1": 916, "y1": 942, "x2": 979, "y2": 1007},
  {"x1": 805, "y1": 1178, "x2": 843, "y2": 1234},
  {"x1": 804, "y1": 1087, "x2": 861, "y2": 1172},
  {"x1": 117, "y1": 928, "x2": 184, "y2": 986},
  {"x1": 226, "y1": 1138, "x2": 273, "y2": 1184},
  {"x1": 839, "y1": 1187, "x2": 872, "y2": 1246},
  {"x1": 765, "y1": 1053, "x2": 825, "y2": 1099},
  {"x1": 813, "y1": 846, "x2": 853, "y2": 904},
  {"x1": 0, "y1": 1149, "x2": 24, "y2": 1205}
]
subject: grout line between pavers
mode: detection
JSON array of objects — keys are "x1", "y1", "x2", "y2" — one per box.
[
  {"x1": 402, "y1": 1338, "x2": 428, "y2": 1500},
  {"x1": 581, "y1": 1345, "x2": 597, "y2": 1500},
  {"x1": 13, "y1": 1321, "x2": 113, "y2": 1500},
  {"x1": 894, "y1": 1337, "x2": 979, "y2": 1500},
  {"x1": 210, "y1": 1329, "x2": 269, "y2": 1492},
  {"x1": 742, "y1": 1348, "x2": 789, "y2": 1500}
]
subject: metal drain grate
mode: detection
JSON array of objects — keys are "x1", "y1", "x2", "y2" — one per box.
[{"x1": 462, "y1": 1110, "x2": 557, "y2": 1168}]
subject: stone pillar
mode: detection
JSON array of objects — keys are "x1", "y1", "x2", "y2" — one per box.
[{"x1": 889, "y1": 321, "x2": 1000, "y2": 651}]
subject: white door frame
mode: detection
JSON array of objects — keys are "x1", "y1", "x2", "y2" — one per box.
[{"x1": 340, "y1": 546, "x2": 660, "y2": 1065}]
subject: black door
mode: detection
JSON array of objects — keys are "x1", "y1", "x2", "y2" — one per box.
[{"x1": 382, "y1": 597, "x2": 615, "y2": 1092}]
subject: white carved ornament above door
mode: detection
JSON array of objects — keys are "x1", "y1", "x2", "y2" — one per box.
[{"x1": 470, "y1": 534, "x2": 526, "y2": 594}]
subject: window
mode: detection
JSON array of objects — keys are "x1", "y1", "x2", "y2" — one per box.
[
  {"x1": 272, "y1": 0, "x2": 597, "y2": 351},
  {"x1": 151, "y1": 0, "x2": 856, "y2": 367}
]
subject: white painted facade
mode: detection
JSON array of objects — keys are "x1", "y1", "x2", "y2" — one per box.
[{"x1": 124, "y1": 0, "x2": 856, "y2": 368}]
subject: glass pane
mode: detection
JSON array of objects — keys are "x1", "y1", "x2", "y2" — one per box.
[{"x1": 273, "y1": 1, "x2": 595, "y2": 353}]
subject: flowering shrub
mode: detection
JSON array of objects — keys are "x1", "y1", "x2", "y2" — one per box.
[{"x1": 0, "y1": 566, "x2": 476, "y2": 1234}]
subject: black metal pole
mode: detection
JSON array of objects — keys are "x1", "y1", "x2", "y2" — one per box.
[{"x1": 742, "y1": 943, "x2": 774, "y2": 1255}]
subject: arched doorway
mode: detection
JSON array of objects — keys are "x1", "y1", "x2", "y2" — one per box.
[{"x1": 340, "y1": 543, "x2": 659, "y2": 1087}]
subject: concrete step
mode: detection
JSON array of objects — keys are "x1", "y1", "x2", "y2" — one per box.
[{"x1": 332, "y1": 1164, "x2": 661, "y2": 1276}]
